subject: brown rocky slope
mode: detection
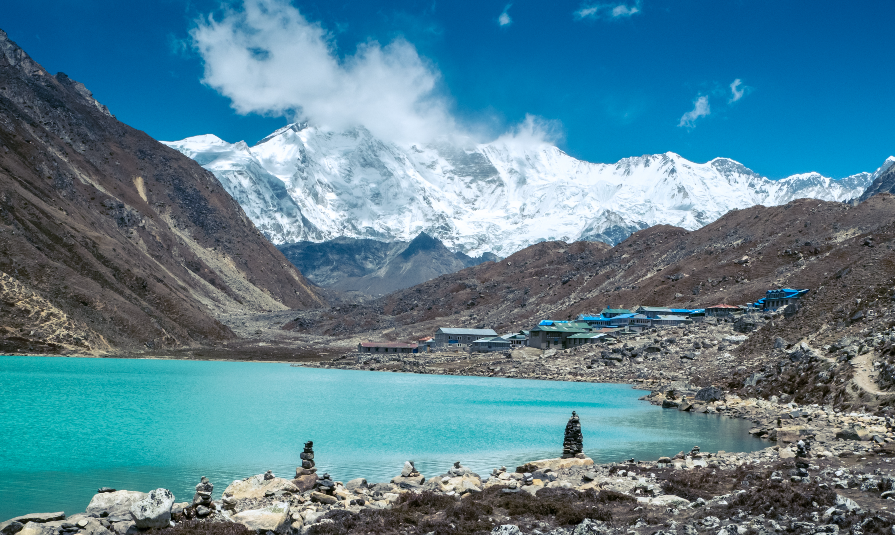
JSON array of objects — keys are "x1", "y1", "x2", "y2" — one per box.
[
  {"x1": 0, "y1": 29, "x2": 323, "y2": 354},
  {"x1": 293, "y1": 194, "x2": 895, "y2": 346}
]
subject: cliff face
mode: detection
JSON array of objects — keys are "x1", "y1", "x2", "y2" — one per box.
[
  {"x1": 0, "y1": 29, "x2": 323, "y2": 354},
  {"x1": 858, "y1": 157, "x2": 895, "y2": 201},
  {"x1": 278, "y1": 233, "x2": 498, "y2": 296}
]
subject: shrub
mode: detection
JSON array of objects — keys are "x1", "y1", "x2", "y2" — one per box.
[
  {"x1": 726, "y1": 478, "x2": 837, "y2": 519},
  {"x1": 150, "y1": 521, "x2": 252, "y2": 535}
]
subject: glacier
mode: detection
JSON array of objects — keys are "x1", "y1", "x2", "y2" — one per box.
[{"x1": 163, "y1": 123, "x2": 882, "y2": 257}]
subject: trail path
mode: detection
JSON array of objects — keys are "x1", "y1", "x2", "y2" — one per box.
[{"x1": 851, "y1": 351, "x2": 893, "y2": 396}]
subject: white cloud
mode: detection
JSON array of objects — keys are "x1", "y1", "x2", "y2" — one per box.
[
  {"x1": 498, "y1": 4, "x2": 513, "y2": 27},
  {"x1": 678, "y1": 95, "x2": 710, "y2": 128},
  {"x1": 495, "y1": 114, "x2": 564, "y2": 151},
  {"x1": 729, "y1": 78, "x2": 745, "y2": 103},
  {"x1": 190, "y1": 0, "x2": 456, "y2": 145},
  {"x1": 575, "y1": 1, "x2": 641, "y2": 20}
]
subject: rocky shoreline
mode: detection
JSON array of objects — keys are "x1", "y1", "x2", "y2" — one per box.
[{"x1": 4, "y1": 424, "x2": 894, "y2": 535}]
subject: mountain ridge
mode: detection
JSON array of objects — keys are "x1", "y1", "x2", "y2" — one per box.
[
  {"x1": 0, "y1": 29, "x2": 322, "y2": 354},
  {"x1": 278, "y1": 232, "x2": 497, "y2": 296},
  {"x1": 165, "y1": 124, "x2": 883, "y2": 257}
]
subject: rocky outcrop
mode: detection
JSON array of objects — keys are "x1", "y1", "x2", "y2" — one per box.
[
  {"x1": 230, "y1": 503, "x2": 290, "y2": 535},
  {"x1": 85, "y1": 491, "x2": 147, "y2": 522},
  {"x1": 223, "y1": 475, "x2": 299, "y2": 501},
  {"x1": 128, "y1": 489, "x2": 173, "y2": 529}
]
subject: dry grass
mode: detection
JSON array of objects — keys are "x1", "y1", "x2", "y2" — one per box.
[{"x1": 305, "y1": 488, "x2": 631, "y2": 535}]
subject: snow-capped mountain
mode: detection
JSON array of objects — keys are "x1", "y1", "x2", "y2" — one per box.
[{"x1": 163, "y1": 124, "x2": 881, "y2": 257}]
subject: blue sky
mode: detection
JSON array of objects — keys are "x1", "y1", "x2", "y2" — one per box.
[{"x1": 3, "y1": 0, "x2": 893, "y2": 178}]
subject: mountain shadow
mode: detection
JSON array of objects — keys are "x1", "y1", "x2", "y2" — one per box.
[{"x1": 279, "y1": 233, "x2": 498, "y2": 296}]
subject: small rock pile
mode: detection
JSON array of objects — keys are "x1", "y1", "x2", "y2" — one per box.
[
  {"x1": 315, "y1": 473, "x2": 335, "y2": 495},
  {"x1": 562, "y1": 411, "x2": 584, "y2": 459},
  {"x1": 401, "y1": 461, "x2": 420, "y2": 478},
  {"x1": 192, "y1": 476, "x2": 213, "y2": 517}
]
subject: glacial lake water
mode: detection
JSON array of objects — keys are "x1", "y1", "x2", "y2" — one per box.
[{"x1": 0, "y1": 356, "x2": 765, "y2": 520}]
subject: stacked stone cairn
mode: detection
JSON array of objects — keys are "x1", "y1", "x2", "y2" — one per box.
[
  {"x1": 294, "y1": 441, "x2": 319, "y2": 493},
  {"x1": 298, "y1": 441, "x2": 317, "y2": 475},
  {"x1": 794, "y1": 440, "x2": 812, "y2": 480},
  {"x1": 315, "y1": 473, "x2": 335, "y2": 495},
  {"x1": 561, "y1": 411, "x2": 584, "y2": 459},
  {"x1": 192, "y1": 476, "x2": 213, "y2": 517}
]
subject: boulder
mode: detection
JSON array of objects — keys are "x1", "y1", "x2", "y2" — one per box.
[
  {"x1": 0, "y1": 515, "x2": 64, "y2": 526},
  {"x1": 108, "y1": 521, "x2": 138, "y2": 535},
  {"x1": 231, "y1": 502, "x2": 290, "y2": 535},
  {"x1": 86, "y1": 491, "x2": 148, "y2": 521},
  {"x1": 391, "y1": 475, "x2": 424, "y2": 487},
  {"x1": 400, "y1": 461, "x2": 417, "y2": 477},
  {"x1": 310, "y1": 492, "x2": 338, "y2": 505},
  {"x1": 836, "y1": 426, "x2": 871, "y2": 441},
  {"x1": 344, "y1": 478, "x2": 367, "y2": 492},
  {"x1": 129, "y1": 488, "x2": 174, "y2": 529},
  {"x1": 491, "y1": 526, "x2": 522, "y2": 535},
  {"x1": 636, "y1": 495, "x2": 690, "y2": 507},
  {"x1": 291, "y1": 475, "x2": 317, "y2": 493},
  {"x1": 773, "y1": 426, "x2": 806, "y2": 444},
  {"x1": 778, "y1": 448, "x2": 796, "y2": 459},
  {"x1": 694, "y1": 386, "x2": 723, "y2": 403},
  {"x1": 77, "y1": 519, "x2": 113, "y2": 535},
  {"x1": 223, "y1": 475, "x2": 298, "y2": 501},
  {"x1": 0, "y1": 523, "x2": 23, "y2": 535},
  {"x1": 518, "y1": 457, "x2": 593, "y2": 472}
]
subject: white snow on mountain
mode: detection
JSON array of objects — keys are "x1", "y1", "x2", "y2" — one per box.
[{"x1": 163, "y1": 124, "x2": 882, "y2": 257}]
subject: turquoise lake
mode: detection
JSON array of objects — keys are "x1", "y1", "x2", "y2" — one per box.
[{"x1": 0, "y1": 356, "x2": 764, "y2": 520}]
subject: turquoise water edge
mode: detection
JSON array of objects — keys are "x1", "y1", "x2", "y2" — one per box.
[{"x1": 0, "y1": 356, "x2": 764, "y2": 520}]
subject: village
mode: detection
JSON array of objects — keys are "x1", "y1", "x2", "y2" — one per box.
[{"x1": 355, "y1": 288, "x2": 811, "y2": 355}]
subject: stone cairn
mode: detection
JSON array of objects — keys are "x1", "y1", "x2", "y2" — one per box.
[
  {"x1": 401, "y1": 461, "x2": 421, "y2": 478},
  {"x1": 297, "y1": 441, "x2": 317, "y2": 476},
  {"x1": 561, "y1": 411, "x2": 583, "y2": 459},
  {"x1": 193, "y1": 476, "x2": 213, "y2": 517},
  {"x1": 316, "y1": 473, "x2": 335, "y2": 495}
]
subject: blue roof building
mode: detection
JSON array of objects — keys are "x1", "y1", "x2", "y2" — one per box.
[{"x1": 759, "y1": 288, "x2": 809, "y2": 310}]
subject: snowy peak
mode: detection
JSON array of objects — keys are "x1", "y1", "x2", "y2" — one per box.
[{"x1": 164, "y1": 125, "x2": 876, "y2": 256}]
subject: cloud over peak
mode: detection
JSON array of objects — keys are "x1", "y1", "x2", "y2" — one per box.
[
  {"x1": 678, "y1": 95, "x2": 710, "y2": 128},
  {"x1": 575, "y1": 1, "x2": 642, "y2": 20},
  {"x1": 190, "y1": 0, "x2": 455, "y2": 145}
]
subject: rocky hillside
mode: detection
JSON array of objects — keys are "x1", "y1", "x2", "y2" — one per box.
[
  {"x1": 279, "y1": 233, "x2": 498, "y2": 296},
  {"x1": 858, "y1": 156, "x2": 895, "y2": 201},
  {"x1": 290, "y1": 195, "x2": 895, "y2": 345},
  {"x1": 0, "y1": 29, "x2": 323, "y2": 354}
]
